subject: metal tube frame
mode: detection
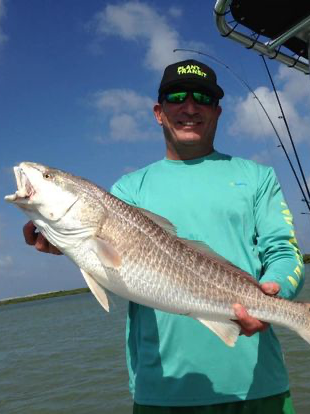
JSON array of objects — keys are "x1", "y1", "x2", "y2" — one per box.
[{"x1": 214, "y1": 0, "x2": 310, "y2": 74}]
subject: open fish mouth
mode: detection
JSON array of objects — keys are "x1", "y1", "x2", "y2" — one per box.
[{"x1": 4, "y1": 166, "x2": 35, "y2": 203}]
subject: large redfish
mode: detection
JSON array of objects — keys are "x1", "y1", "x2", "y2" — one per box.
[{"x1": 5, "y1": 162, "x2": 310, "y2": 347}]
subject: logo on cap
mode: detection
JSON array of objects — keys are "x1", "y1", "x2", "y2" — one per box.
[{"x1": 177, "y1": 64, "x2": 207, "y2": 78}]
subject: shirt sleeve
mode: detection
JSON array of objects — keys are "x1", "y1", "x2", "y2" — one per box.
[
  {"x1": 110, "y1": 174, "x2": 138, "y2": 206},
  {"x1": 255, "y1": 167, "x2": 304, "y2": 300}
]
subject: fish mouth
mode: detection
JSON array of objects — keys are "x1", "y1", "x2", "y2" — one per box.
[{"x1": 4, "y1": 166, "x2": 35, "y2": 204}]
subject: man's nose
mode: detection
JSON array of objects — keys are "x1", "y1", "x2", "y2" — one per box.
[{"x1": 181, "y1": 94, "x2": 199, "y2": 114}]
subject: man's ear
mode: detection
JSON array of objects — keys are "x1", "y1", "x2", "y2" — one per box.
[
  {"x1": 153, "y1": 103, "x2": 163, "y2": 126},
  {"x1": 216, "y1": 105, "x2": 222, "y2": 118}
]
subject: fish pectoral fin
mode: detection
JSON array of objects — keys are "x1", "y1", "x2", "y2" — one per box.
[
  {"x1": 80, "y1": 268, "x2": 110, "y2": 312},
  {"x1": 196, "y1": 317, "x2": 241, "y2": 347},
  {"x1": 90, "y1": 237, "x2": 122, "y2": 269}
]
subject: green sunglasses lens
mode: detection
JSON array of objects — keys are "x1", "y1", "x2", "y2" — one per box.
[
  {"x1": 165, "y1": 91, "x2": 215, "y2": 105},
  {"x1": 192, "y1": 92, "x2": 213, "y2": 104},
  {"x1": 165, "y1": 92, "x2": 188, "y2": 103}
]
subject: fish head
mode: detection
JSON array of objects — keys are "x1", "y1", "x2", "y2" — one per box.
[{"x1": 5, "y1": 162, "x2": 81, "y2": 222}]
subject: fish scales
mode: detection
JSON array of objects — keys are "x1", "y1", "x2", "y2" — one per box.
[
  {"x1": 101, "y1": 194, "x2": 293, "y2": 318},
  {"x1": 87, "y1": 204, "x2": 297, "y2": 322},
  {"x1": 84, "y1": 193, "x2": 292, "y2": 320}
]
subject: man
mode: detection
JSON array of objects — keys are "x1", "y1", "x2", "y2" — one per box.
[{"x1": 24, "y1": 59, "x2": 304, "y2": 413}]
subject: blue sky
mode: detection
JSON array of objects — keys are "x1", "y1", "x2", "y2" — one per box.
[{"x1": 0, "y1": 0, "x2": 309, "y2": 299}]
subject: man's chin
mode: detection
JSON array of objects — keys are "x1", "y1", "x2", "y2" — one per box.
[
  {"x1": 176, "y1": 134, "x2": 201, "y2": 145},
  {"x1": 164, "y1": 128, "x2": 205, "y2": 146}
]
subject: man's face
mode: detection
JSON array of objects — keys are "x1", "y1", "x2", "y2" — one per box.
[{"x1": 154, "y1": 91, "x2": 222, "y2": 160}]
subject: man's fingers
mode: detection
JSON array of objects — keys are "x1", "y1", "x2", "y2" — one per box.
[
  {"x1": 35, "y1": 233, "x2": 62, "y2": 255},
  {"x1": 261, "y1": 282, "x2": 280, "y2": 296},
  {"x1": 232, "y1": 283, "x2": 280, "y2": 337},
  {"x1": 23, "y1": 221, "x2": 63, "y2": 255},
  {"x1": 23, "y1": 221, "x2": 38, "y2": 245},
  {"x1": 233, "y1": 304, "x2": 269, "y2": 336},
  {"x1": 49, "y1": 244, "x2": 63, "y2": 255},
  {"x1": 35, "y1": 233, "x2": 50, "y2": 252}
]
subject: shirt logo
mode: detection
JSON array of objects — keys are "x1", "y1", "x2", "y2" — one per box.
[{"x1": 230, "y1": 182, "x2": 247, "y2": 187}]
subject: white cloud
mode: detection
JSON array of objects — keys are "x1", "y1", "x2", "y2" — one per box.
[
  {"x1": 228, "y1": 66, "x2": 310, "y2": 147},
  {"x1": 168, "y1": 7, "x2": 182, "y2": 18},
  {"x1": 90, "y1": 2, "x2": 204, "y2": 71},
  {"x1": 250, "y1": 149, "x2": 273, "y2": 166},
  {"x1": 92, "y1": 88, "x2": 160, "y2": 142},
  {"x1": 109, "y1": 113, "x2": 141, "y2": 141},
  {"x1": 0, "y1": 255, "x2": 13, "y2": 268},
  {"x1": 93, "y1": 88, "x2": 153, "y2": 114},
  {"x1": 276, "y1": 65, "x2": 310, "y2": 105},
  {"x1": 123, "y1": 165, "x2": 138, "y2": 174}
]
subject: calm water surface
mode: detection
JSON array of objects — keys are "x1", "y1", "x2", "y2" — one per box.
[{"x1": 1, "y1": 266, "x2": 310, "y2": 413}]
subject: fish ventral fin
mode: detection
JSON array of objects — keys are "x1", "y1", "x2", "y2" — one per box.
[
  {"x1": 196, "y1": 317, "x2": 241, "y2": 347},
  {"x1": 80, "y1": 268, "x2": 110, "y2": 312},
  {"x1": 89, "y1": 237, "x2": 122, "y2": 269},
  {"x1": 137, "y1": 207, "x2": 177, "y2": 235}
]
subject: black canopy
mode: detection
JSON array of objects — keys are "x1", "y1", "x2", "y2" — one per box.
[
  {"x1": 230, "y1": 0, "x2": 310, "y2": 59},
  {"x1": 214, "y1": 0, "x2": 310, "y2": 73}
]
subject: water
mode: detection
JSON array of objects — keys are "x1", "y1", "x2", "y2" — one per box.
[
  {"x1": 0, "y1": 294, "x2": 130, "y2": 414},
  {"x1": 1, "y1": 267, "x2": 310, "y2": 414},
  {"x1": 274, "y1": 265, "x2": 310, "y2": 414}
]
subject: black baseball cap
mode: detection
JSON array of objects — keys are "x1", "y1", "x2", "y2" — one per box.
[{"x1": 158, "y1": 59, "x2": 224, "y2": 102}]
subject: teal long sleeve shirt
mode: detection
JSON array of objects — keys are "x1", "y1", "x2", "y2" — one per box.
[{"x1": 110, "y1": 151, "x2": 304, "y2": 406}]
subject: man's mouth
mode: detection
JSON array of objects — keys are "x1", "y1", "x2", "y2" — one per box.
[{"x1": 178, "y1": 121, "x2": 202, "y2": 127}]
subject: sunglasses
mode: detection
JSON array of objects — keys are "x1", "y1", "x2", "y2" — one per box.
[{"x1": 163, "y1": 91, "x2": 217, "y2": 106}]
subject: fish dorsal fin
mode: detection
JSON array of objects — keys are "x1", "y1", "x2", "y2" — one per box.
[
  {"x1": 89, "y1": 237, "x2": 122, "y2": 269},
  {"x1": 196, "y1": 317, "x2": 241, "y2": 347},
  {"x1": 80, "y1": 268, "x2": 110, "y2": 312},
  {"x1": 137, "y1": 207, "x2": 177, "y2": 235},
  {"x1": 137, "y1": 208, "x2": 254, "y2": 283},
  {"x1": 179, "y1": 238, "x2": 219, "y2": 256},
  {"x1": 179, "y1": 238, "x2": 237, "y2": 266},
  {"x1": 179, "y1": 238, "x2": 257, "y2": 280},
  {"x1": 190, "y1": 240, "x2": 262, "y2": 288},
  {"x1": 136, "y1": 208, "x2": 242, "y2": 274}
]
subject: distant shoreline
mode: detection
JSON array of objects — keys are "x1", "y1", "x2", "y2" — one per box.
[{"x1": 0, "y1": 288, "x2": 91, "y2": 306}]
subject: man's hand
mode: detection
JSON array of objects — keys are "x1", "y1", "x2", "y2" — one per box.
[
  {"x1": 23, "y1": 221, "x2": 63, "y2": 255},
  {"x1": 233, "y1": 282, "x2": 280, "y2": 337}
]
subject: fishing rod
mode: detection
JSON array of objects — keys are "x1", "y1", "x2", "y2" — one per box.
[
  {"x1": 174, "y1": 48, "x2": 310, "y2": 213},
  {"x1": 261, "y1": 55, "x2": 310, "y2": 206}
]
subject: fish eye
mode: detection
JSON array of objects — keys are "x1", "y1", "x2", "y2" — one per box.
[{"x1": 43, "y1": 173, "x2": 52, "y2": 180}]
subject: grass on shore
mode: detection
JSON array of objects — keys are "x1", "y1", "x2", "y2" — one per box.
[
  {"x1": 0, "y1": 287, "x2": 90, "y2": 306},
  {"x1": 303, "y1": 254, "x2": 310, "y2": 264}
]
